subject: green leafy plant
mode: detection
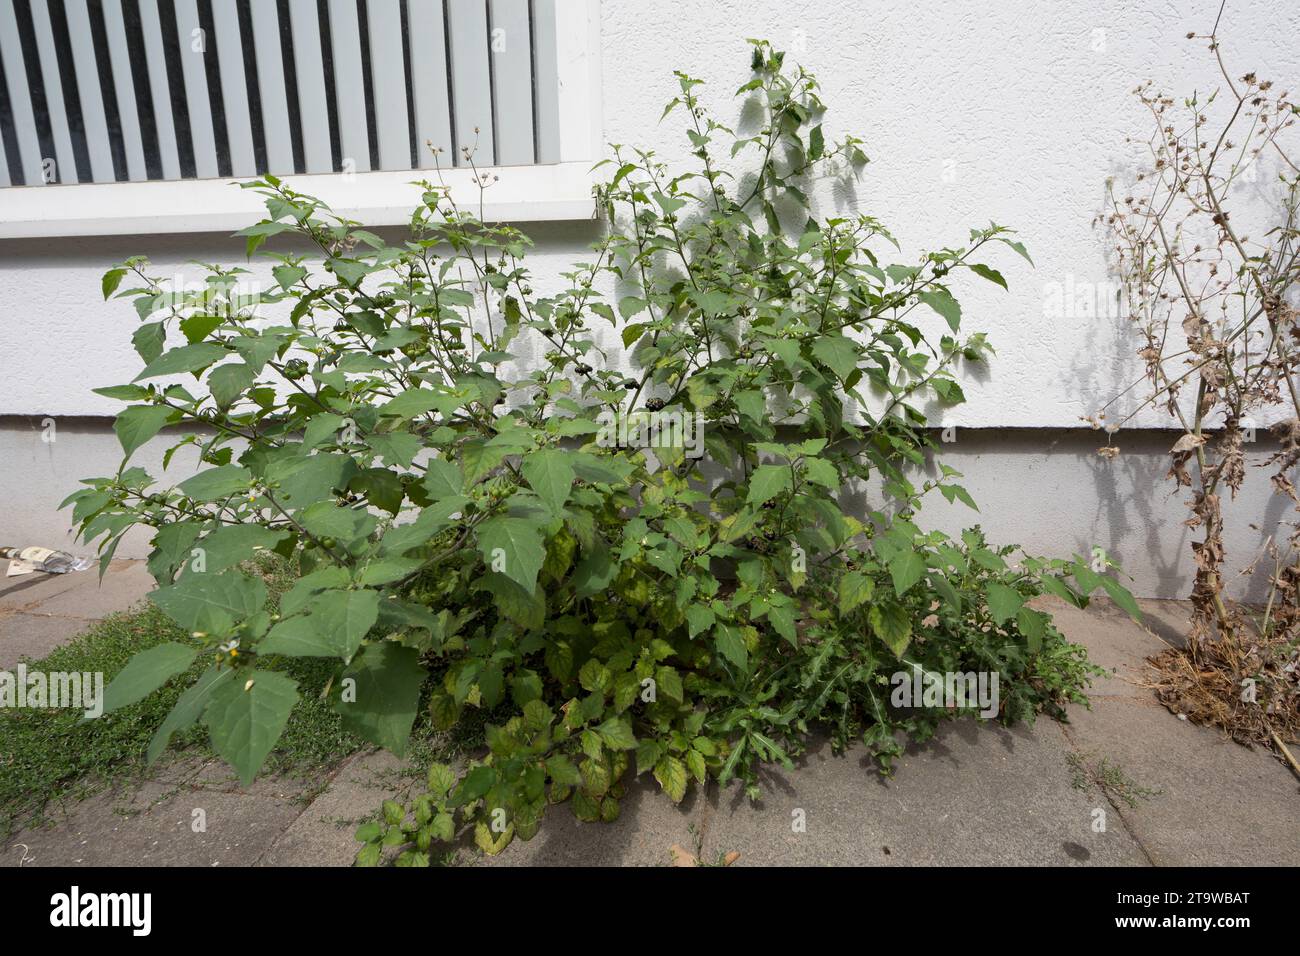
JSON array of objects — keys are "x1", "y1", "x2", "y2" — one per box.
[{"x1": 73, "y1": 40, "x2": 1133, "y2": 864}]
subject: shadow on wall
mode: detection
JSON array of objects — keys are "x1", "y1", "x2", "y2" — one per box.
[
  {"x1": 3, "y1": 415, "x2": 1286, "y2": 601},
  {"x1": 911, "y1": 428, "x2": 1286, "y2": 602}
]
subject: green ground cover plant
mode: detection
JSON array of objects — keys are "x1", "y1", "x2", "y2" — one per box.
[
  {"x1": 71, "y1": 40, "x2": 1135, "y2": 865},
  {"x1": 0, "y1": 557, "x2": 449, "y2": 837}
]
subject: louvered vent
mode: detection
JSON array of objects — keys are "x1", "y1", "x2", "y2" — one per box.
[{"x1": 0, "y1": 0, "x2": 564, "y2": 188}]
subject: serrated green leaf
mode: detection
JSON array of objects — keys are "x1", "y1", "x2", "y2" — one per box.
[
  {"x1": 203, "y1": 669, "x2": 299, "y2": 786},
  {"x1": 331, "y1": 642, "x2": 425, "y2": 757},
  {"x1": 594, "y1": 715, "x2": 636, "y2": 751},
  {"x1": 889, "y1": 549, "x2": 925, "y2": 597},
  {"x1": 869, "y1": 601, "x2": 912, "y2": 657},
  {"x1": 837, "y1": 571, "x2": 875, "y2": 615},
  {"x1": 261, "y1": 588, "x2": 379, "y2": 661},
  {"x1": 985, "y1": 582, "x2": 1025, "y2": 626},
  {"x1": 1100, "y1": 574, "x2": 1142, "y2": 621},
  {"x1": 747, "y1": 463, "x2": 790, "y2": 506},
  {"x1": 150, "y1": 571, "x2": 266, "y2": 635},
  {"x1": 476, "y1": 516, "x2": 546, "y2": 593},
  {"x1": 134, "y1": 342, "x2": 229, "y2": 381},
  {"x1": 918, "y1": 288, "x2": 962, "y2": 331},
  {"x1": 653, "y1": 755, "x2": 688, "y2": 803},
  {"x1": 522, "y1": 448, "x2": 576, "y2": 514},
  {"x1": 114, "y1": 405, "x2": 172, "y2": 460},
  {"x1": 715, "y1": 624, "x2": 748, "y2": 669}
]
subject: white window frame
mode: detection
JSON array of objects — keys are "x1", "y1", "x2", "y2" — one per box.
[{"x1": 0, "y1": 0, "x2": 602, "y2": 238}]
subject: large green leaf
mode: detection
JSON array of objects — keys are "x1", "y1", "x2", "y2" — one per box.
[
  {"x1": 869, "y1": 601, "x2": 912, "y2": 657},
  {"x1": 594, "y1": 715, "x2": 637, "y2": 751},
  {"x1": 331, "y1": 643, "x2": 425, "y2": 757},
  {"x1": 837, "y1": 571, "x2": 875, "y2": 615},
  {"x1": 747, "y1": 463, "x2": 790, "y2": 506},
  {"x1": 917, "y1": 288, "x2": 962, "y2": 331},
  {"x1": 278, "y1": 565, "x2": 350, "y2": 616},
  {"x1": 573, "y1": 545, "x2": 616, "y2": 600},
  {"x1": 147, "y1": 521, "x2": 204, "y2": 584},
  {"x1": 134, "y1": 342, "x2": 229, "y2": 380},
  {"x1": 715, "y1": 624, "x2": 748, "y2": 669},
  {"x1": 150, "y1": 571, "x2": 267, "y2": 635},
  {"x1": 208, "y1": 363, "x2": 255, "y2": 408},
  {"x1": 266, "y1": 453, "x2": 356, "y2": 507},
  {"x1": 475, "y1": 572, "x2": 546, "y2": 630},
  {"x1": 298, "y1": 501, "x2": 378, "y2": 546},
  {"x1": 1016, "y1": 607, "x2": 1047, "y2": 654},
  {"x1": 177, "y1": 465, "x2": 252, "y2": 502},
  {"x1": 381, "y1": 386, "x2": 460, "y2": 421},
  {"x1": 889, "y1": 550, "x2": 925, "y2": 597},
  {"x1": 422, "y1": 458, "x2": 464, "y2": 498},
  {"x1": 351, "y1": 468, "x2": 405, "y2": 515},
  {"x1": 810, "y1": 334, "x2": 860, "y2": 381},
  {"x1": 203, "y1": 669, "x2": 299, "y2": 786},
  {"x1": 102, "y1": 642, "x2": 198, "y2": 713},
  {"x1": 259, "y1": 588, "x2": 379, "y2": 662},
  {"x1": 1100, "y1": 575, "x2": 1142, "y2": 622},
  {"x1": 985, "y1": 582, "x2": 1025, "y2": 626},
  {"x1": 185, "y1": 525, "x2": 288, "y2": 576},
  {"x1": 522, "y1": 448, "x2": 576, "y2": 514},
  {"x1": 653, "y1": 755, "x2": 688, "y2": 803},
  {"x1": 113, "y1": 405, "x2": 172, "y2": 460},
  {"x1": 476, "y1": 516, "x2": 545, "y2": 593},
  {"x1": 146, "y1": 665, "x2": 234, "y2": 764}
]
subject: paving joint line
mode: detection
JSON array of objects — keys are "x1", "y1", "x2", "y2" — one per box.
[{"x1": 1055, "y1": 718, "x2": 1159, "y2": 867}]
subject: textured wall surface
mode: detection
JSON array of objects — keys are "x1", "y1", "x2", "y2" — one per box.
[
  {"x1": 1, "y1": 1, "x2": 1297, "y2": 597},
  {"x1": 0, "y1": 418, "x2": 1280, "y2": 600},
  {"x1": 4, "y1": 0, "x2": 1299, "y2": 423}
]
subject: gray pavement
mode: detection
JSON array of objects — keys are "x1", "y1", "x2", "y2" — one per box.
[{"x1": 2, "y1": 563, "x2": 1296, "y2": 867}]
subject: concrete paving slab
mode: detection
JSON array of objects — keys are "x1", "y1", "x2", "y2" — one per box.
[
  {"x1": 482, "y1": 774, "x2": 707, "y2": 867},
  {"x1": 1030, "y1": 595, "x2": 1171, "y2": 701},
  {"x1": 3, "y1": 778, "x2": 307, "y2": 867},
  {"x1": 1132, "y1": 597, "x2": 1196, "y2": 650},
  {"x1": 696, "y1": 722, "x2": 1149, "y2": 867},
  {"x1": 1, "y1": 566, "x2": 1292, "y2": 868},
  {"x1": 0, "y1": 560, "x2": 154, "y2": 666},
  {"x1": 29, "y1": 560, "x2": 154, "y2": 620},
  {"x1": 259, "y1": 751, "x2": 418, "y2": 867},
  {"x1": 0, "y1": 565, "x2": 92, "y2": 612},
  {"x1": 0, "y1": 612, "x2": 90, "y2": 668},
  {"x1": 1058, "y1": 697, "x2": 1300, "y2": 866}
]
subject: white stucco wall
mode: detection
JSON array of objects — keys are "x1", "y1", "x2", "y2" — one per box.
[{"x1": 1, "y1": 0, "x2": 1296, "y2": 597}]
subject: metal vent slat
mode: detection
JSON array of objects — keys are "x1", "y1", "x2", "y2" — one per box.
[
  {"x1": 446, "y1": 0, "x2": 492, "y2": 165},
  {"x1": 0, "y1": 0, "x2": 44, "y2": 183},
  {"x1": 366, "y1": 0, "x2": 409, "y2": 170},
  {"x1": 325, "y1": 0, "x2": 367, "y2": 172},
  {"x1": 248, "y1": 0, "x2": 293, "y2": 172},
  {"x1": 136, "y1": 0, "x2": 181, "y2": 179},
  {"x1": 488, "y1": 0, "x2": 532, "y2": 167},
  {"x1": 30, "y1": 0, "x2": 82, "y2": 183},
  {"x1": 100, "y1": 0, "x2": 149, "y2": 180},
  {"x1": 210, "y1": 0, "x2": 256, "y2": 176},
  {"x1": 0, "y1": 0, "x2": 564, "y2": 187},
  {"x1": 406, "y1": 0, "x2": 451, "y2": 169},
  {"x1": 286, "y1": 0, "x2": 333, "y2": 173}
]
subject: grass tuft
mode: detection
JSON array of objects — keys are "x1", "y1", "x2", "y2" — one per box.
[{"x1": 1, "y1": 557, "x2": 457, "y2": 837}]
